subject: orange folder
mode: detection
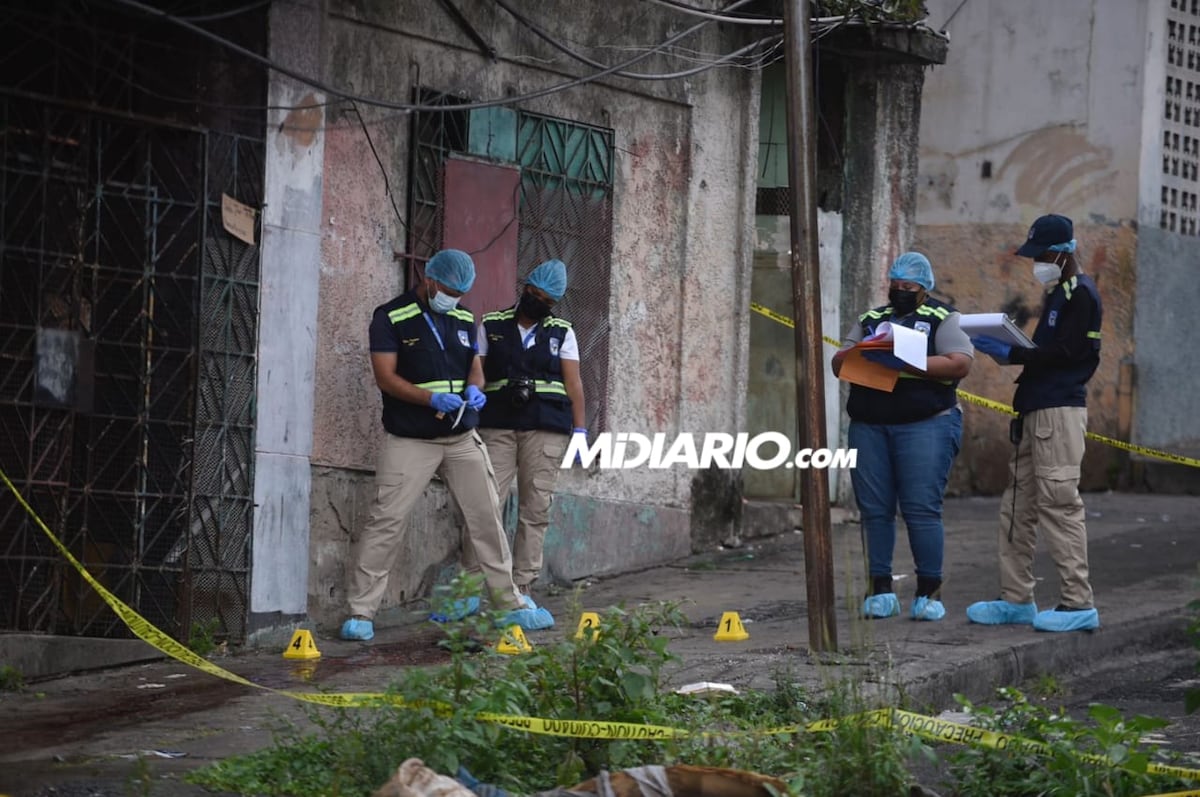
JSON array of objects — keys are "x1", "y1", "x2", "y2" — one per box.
[{"x1": 836, "y1": 338, "x2": 900, "y2": 392}]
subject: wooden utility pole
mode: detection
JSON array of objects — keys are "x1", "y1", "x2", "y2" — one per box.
[{"x1": 783, "y1": 0, "x2": 837, "y2": 652}]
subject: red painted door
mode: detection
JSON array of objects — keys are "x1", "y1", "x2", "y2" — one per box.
[{"x1": 442, "y1": 155, "x2": 520, "y2": 318}]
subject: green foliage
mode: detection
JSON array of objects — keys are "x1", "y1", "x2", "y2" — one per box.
[
  {"x1": 184, "y1": 574, "x2": 1195, "y2": 797},
  {"x1": 1030, "y1": 672, "x2": 1066, "y2": 701},
  {"x1": 0, "y1": 664, "x2": 23, "y2": 691},
  {"x1": 945, "y1": 687, "x2": 1190, "y2": 797},
  {"x1": 188, "y1": 617, "x2": 221, "y2": 657},
  {"x1": 187, "y1": 580, "x2": 925, "y2": 797},
  {"x1": 187, "y1": 581, "x2": 722, "y2": 796},
  {"x1": 815, "y1": 0, "x2": 929, "y2": 24}
]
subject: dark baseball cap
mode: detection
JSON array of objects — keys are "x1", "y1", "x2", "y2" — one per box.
[{"x1": 1015, "y1": 214, "x2": 1073, "y2": 257}]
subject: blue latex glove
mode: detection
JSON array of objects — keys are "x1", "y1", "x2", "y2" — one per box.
[
  {"x1": 465, "y1": 384, "x2": 487, "y2": 411},
  {"x1": 571, "y1": 427, "x2": 588, "y2": 466},
  {"x1": 862, "y1": 350, "x2": 907, "y2": 370},
  {"x1": 972, "y1": 335, "x2": 1011, "y2": 361},
  {"x1": 430, "y1": 392, "x2": 464, "y2": 414}
]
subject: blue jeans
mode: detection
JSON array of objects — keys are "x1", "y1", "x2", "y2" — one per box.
[{"x1": 848, "y1": 409, "x2": 962, "y2": 584}]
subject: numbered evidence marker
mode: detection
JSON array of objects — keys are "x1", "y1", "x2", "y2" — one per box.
[
  {"x1": 495, "y1": 624, "x2": 534, "y2": 655},
  {"x1": 283, "y1": 629, "x2": 321, "y2": 660},
  {"x1": 713, "y1": 611, "x2": 749, "y2": 642},
  {"x1": 574, "y1": 611, "x2": 601, "y2": 641}
]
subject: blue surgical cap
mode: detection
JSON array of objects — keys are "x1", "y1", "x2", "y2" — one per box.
[
  {"x1": 527, "y1": 259, "x2": 567, "y2": 301},
  {"x1": 887, "y1": 252, "x2": 935, "y2": 291},
  {"x1": 425, "y1": 249, "x2": 476, "y2": 293}
]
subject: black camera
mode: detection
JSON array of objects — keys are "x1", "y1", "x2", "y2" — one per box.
[{"x1": 509, "y1": 377, "x2": 535, "y2": 407}]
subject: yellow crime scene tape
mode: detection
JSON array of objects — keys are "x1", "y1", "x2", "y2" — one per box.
[
  {"x1": 3, "y1": 468, "x2": 1200, "y2": 789},
  {"x1": 749, "y1": 302, "x2": 1200, "y2": 469}
]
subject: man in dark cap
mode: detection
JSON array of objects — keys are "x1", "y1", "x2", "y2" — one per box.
[
  {"x1": 967, "y1": 214, "x2": 1103, "y2": 633},
  {"x1": 339, "y1": 249, "x2": 554, "y2": 641}
]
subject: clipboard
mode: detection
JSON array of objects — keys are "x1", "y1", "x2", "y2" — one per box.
[{"x1": 958, "y1": 313, "x2": 1035, "y2": 348}]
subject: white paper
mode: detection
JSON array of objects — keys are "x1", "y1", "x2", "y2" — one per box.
[
  {"x1": 958, "y1": 313, "x2": 1035, "y2": 348},
  {"x1": 868, "y1": 321, "x2": 928, "y2": 371}
]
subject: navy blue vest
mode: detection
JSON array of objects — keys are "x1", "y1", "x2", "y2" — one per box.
[
  {"x1": 846, "y1": 297, "x2": 960, "y2": 425},
  {"x1": 479, "y1": 307, "x2": 574, "y2": 434},
  {"x1": 1013, "y1": 274, "x2": 1102, "y2": 413},
  {"x1": 375, "y1": 290, "x2": 479, "y2": 439}
]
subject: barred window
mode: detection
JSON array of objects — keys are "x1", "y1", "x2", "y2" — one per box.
[{"x1": 406, "y1": 91, "x2": 614, "y2": 432}]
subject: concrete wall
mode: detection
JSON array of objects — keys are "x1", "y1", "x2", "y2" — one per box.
[
  {"x1": 306, "y1": 0, "x2": 760, "y2": 628},
  {"x1": 917, "y1": 0, "x2": 1148, "y2": 493},
  {"x1": 248, "y1": 0, "x2": 325, "y2": 638},
  {"x1": 1131, "y1": 2, "x2": 1200, "y2": 492},
  {"x1": 1132, "y1": 226, "x2": 1200, "y2": 491},
  {"x1": 746, "y1": 212, "x2": 843, "y2": 503}
]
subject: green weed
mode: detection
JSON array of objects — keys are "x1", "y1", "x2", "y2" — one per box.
[{"x1": 0, "y1": 664, "x2": 23, "y2": 691}]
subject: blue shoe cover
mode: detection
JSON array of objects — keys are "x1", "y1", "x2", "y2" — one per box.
[
  {"x1": 1032, "y1": 606, "x2": 1099, "y2": 632},
  {"x1": 498, "y1": 595, "x2": 555, "y2": 630},
  {"x1": 965, "y1": 599, "x2": 1037, "y2": 625},
  {"x1": 911, "y1": 596, "x2": 946, "y2": 621},
  {"x1": 862, "y1": 593, "x2": 900, "y2": 619},
  {"x1": 429, "y1": 596, "x2": 481, "y2": 623},
  {"x1": 340, "y1": 617, "x2": 374, "y2": 641}
]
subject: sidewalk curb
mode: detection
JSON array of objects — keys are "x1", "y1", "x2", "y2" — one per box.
[{"x1": 891, "y1": 609, "x2": 1191, "y2": 712}]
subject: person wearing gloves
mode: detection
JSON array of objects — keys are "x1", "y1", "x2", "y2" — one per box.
[
  {"x1": 462, "y1": 258, "x2": 587, "y2": 596},
  {"x1": 831, "y1": 252, "x2": 973, "y2": 622},
  {"x1": 967, "y1": 214, "x2": 1103, "y2": 633},
  {"x1": 340, "y1": 249, "x2": 553, "y2": 641}
]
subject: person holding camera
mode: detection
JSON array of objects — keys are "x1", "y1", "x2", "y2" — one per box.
[
  {"x1": 340, "y1": 249, "x2": 553, "y2": 641},
  {"x1": 464, "y1": 259, "x2": 587, "y2": 595}
]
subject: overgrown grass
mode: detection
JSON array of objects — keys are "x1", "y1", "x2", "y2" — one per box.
[
  {"x1": 184, "y1": 579, "x2": 1199, "y2": 797},
  {"x1": 0, "y1": 664, "x2": 23, "y2": 691},
  {"x1": 943, "y1": 688, "x2": 1195, "y2": 797}
]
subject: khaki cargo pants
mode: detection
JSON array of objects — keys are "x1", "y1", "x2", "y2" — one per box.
[
  {"x1": 997, "y1": 405, "x2": 1094, "y2": 609},
  {"x1": 346, "y1": 429, "x2": 523, "y2": 618},
  {"x1": 466, "y1": 428, "x2": 570, "y2": 588}
]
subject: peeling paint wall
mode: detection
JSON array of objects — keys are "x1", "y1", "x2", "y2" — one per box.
[
  {"x1": 919, "y1": 0, "x2": 1147, "y2": 225},
  {"x1": 306, "y1": 0, "x2": 761, "y2": 625},
  {"x1": 918, "y1": 0, "x2": 1148, "y2": 493},
  {"x1": 249, "y1": 0, "x2": 325, "y2": 629}
]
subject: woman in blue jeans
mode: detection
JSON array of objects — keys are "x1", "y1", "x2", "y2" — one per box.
[{"x1": 832, "y1": 253, "x2": 974, "y2": 621}]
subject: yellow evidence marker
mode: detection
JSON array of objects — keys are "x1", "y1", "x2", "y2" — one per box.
[
  {"x1": 284, "y1": 629, "x2": 321, "y2": 660},
  {"x1": 713, "y1": 611, "x2": 749, "y2": 642},
  {"x1": 496, "y1": 625, "x2": 534, "y2": 654},
  {"x1": 575, "y1": 611, "x2": 601, "y2": 641}
]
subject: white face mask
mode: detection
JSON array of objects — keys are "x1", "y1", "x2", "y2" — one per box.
[
  {"x1": 428, "y1": 288, "x2": 460, "y2": 314},
  {"x1": 1032, "y1": 261, "x2": 1062, "y2": 285}
]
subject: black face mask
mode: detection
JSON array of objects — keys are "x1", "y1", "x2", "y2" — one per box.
[
  {"x1": 888, "y1": 288, "x2": 921, "y2": 317},
  {"x1": 518, "y1": 291, "x2": 553, "y2": 321}
]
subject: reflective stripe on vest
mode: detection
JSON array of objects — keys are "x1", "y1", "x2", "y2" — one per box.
[
  {"x1": 415, "y1": 379, "x2": 460, "y2": 393},
  {"x1": 860, "y1": 304, "x2": 948, "y2": 322},
  {"x1": 388, "y1": 303, "x2": 422, "y2": 324}
]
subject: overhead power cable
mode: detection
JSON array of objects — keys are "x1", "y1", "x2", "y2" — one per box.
[
  {"x1": 495, "y1": 0, "x2": 781, "y2": 81},
  {"x1": 104, "y1": 0, "x2": 758, "y2": 113},
  {"x1": 639, "y1": 0, "x2": 850, "y2": 26}
]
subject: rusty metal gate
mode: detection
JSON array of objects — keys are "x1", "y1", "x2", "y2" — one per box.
[{"x1": 0, "y1": 93, "x2": 262, "y2": 643}]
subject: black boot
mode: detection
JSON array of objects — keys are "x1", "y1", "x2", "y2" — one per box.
[
  {"x1": 871, "y1": 575, "x2": 894, "y2": 597},
  {"x1": 916, "y1": 576, "x2": 943, "y2": 599}
]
